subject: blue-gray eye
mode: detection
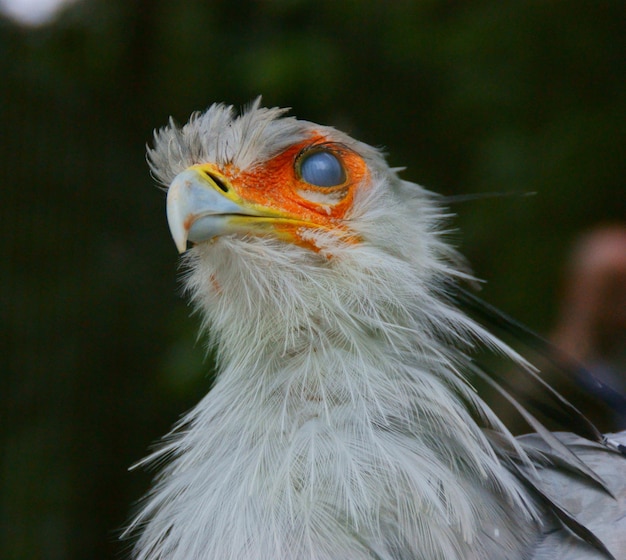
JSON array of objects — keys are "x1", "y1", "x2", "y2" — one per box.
[{"x1": 299, "y1": 151, "x2": 346, "y2": 187}]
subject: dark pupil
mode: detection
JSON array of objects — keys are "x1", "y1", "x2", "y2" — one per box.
[{"x1": 300, "y1": 151, "x2": 345, "y2": 187}]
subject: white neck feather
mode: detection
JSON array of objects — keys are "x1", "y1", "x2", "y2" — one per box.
[{"x1": 131, "y1": 180, "x2": 537, "y2": 559}]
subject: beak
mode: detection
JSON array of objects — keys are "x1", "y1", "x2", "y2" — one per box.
[
  {"x1": 166, "y1": 166, "x2": 265, "y2": 253},
  {"x1": 166, "y1": 164, "x2": 347, "y2": 254}
]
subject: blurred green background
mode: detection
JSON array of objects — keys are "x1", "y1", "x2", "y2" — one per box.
[{"x1": 1, "y1": 1, "x2": 624, "y2": 558}]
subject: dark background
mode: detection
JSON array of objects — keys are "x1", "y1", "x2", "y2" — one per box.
[{"x1": 1, "y1": 1, "x2": 624, "y2": 558}]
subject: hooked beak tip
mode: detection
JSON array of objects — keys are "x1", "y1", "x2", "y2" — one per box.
[{"x1": 166, "y1": 177, "x2": 192, "y2": 253}]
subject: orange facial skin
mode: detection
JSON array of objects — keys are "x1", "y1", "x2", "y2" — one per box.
[{"x1": 193, "y1": 133, "x2": 371, "y2": 251}]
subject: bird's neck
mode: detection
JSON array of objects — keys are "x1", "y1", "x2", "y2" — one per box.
[
  {"x1": 183, "y1": 235, "x2": 528, "y2": 470},
  {"x1": 143, "y1": 238, "x2": 537, "y2": 559}
]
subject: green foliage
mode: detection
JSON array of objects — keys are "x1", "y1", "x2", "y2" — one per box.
[{"x1": 1, "y1": 1, "x2": 624, "y2": 558}]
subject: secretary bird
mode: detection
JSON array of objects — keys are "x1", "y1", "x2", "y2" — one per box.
[{"x1": 127, "y1": 99, "x2": 626, "y2": 559}]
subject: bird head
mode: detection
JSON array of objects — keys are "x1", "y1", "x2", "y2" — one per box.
[
  {"x1": 150, "y1": 99, "x2": 448, "y2": 264},
  {"x1": 164, "y1": 130, "x2": 370, "y2": 254}
]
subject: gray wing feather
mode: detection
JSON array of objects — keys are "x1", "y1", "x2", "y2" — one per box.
[{"x1": 522, "y1": 431, "x2": 626, "y2": 559}]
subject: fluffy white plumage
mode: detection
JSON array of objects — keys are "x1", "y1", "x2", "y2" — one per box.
[{"x1": 128, "y1": 100, "x2": 626, "y2": 559}]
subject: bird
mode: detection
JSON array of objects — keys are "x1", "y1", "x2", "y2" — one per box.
[{"x1": 127, "y1": 99, "x2": 626, "y2": 559}]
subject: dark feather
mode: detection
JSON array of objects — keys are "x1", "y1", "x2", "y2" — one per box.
[
  {"x1": 441, "y1": 190, "x2": 537, "y2": 204},
  {"x1": 454, "y1": 286, "x2": 626, "y2": 438},
  {"x1": 467, "y1": 362, "x2": 613, "y2": 496}
]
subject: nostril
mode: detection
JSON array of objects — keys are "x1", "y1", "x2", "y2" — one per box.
[{"x1": 208, "y1": 173, "x2": 229, "y2": 193}]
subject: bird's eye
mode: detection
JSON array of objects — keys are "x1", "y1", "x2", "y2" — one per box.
[{"x1": 298, "y1": 150, "x2": 346, "y2": 187}]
